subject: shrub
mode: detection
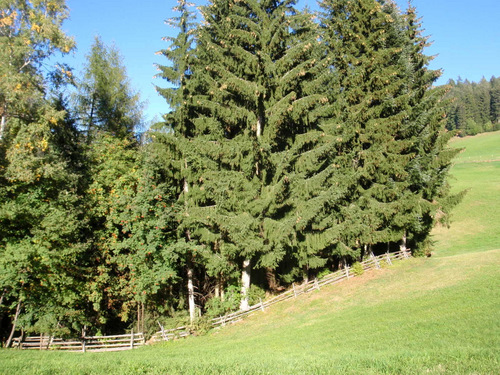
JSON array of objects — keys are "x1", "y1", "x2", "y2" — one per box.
[
  {"x1": 317, "y1": 268, "x2": 332, "y2": 280},
  {"x1": 248, "y1": 284, "x2": 266, "y2": 306},
  {"x1": 351, "y1": 262, "x2": 364, "y2": 276},
  {"x1": 205, "y1": 285, "x2": 241, "y2": 318}
]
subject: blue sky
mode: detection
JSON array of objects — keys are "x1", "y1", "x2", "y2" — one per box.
[{"x1": 59, "y1": 0, "x2": 499, "y2": 124}]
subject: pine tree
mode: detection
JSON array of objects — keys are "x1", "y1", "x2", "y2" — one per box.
[
  {"x1": 74, "y1": 36, "x2": 143, "y2": 141},
  {"x1": 76, "y1": 39, "x2": 144, "y2": 332},
  {"x1": 187, "y1": 0, "x2": 324, "y2": 309},
  {"x1": 155, "y1": 0, "x2": 201, "y2": 323},
  {"x1": 399, "y1": 4, "x2": 463, "y2": 253},
  {"x1": 314, "y1": 0, "x2": 410, "y2": 261}
]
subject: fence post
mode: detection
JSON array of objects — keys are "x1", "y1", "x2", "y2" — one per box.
[
  {"x1": 158, "y1": 321, "x2": 168, "y2": 342},
  {"x1": 19, "y1": 329, "x2": 25, "y2": 350},
  {"x1": 81, "y1": 326, "x2": 87, "y2": 353},
  {"x1": 314, "y1": 278, "x2": 320, "y2": 291},
  {"x1": 130, "y1": 329, "x2": 134, "y2": 349},
  {"x1": 259, "y1": 298, "x2": 265, "y2": 312},
  {"x1": 292, "y1": 283, "x2": 297, "y2": 298},
  {"x1": 386, "y1": 252, "x2": 392, "y2": 265},
  {"x1": 345, "y1": 265, "x2": 350, "y2": 279}
]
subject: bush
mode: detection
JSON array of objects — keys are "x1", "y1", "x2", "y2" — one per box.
[
  {"x1": 205, "y1": 285, "x2": 241, "y2": 318},
  {"x1": 317, "y1": 268, "x2": 332, "y2": 280},
  {"x1": 351, "y1": 262, "x2": 364, "y2": 276},
  {"x1": 248, "y1": 284, "x2": 266, "y2": 306}
]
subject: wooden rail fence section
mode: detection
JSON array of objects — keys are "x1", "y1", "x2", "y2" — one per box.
[
  {"x1": 151, "y1": 249, "x2": 411, "y2": 342},
  {"x1": 12, "y1": 250, "x2": 410, "y2": 350},
  {"x1": 12, "y1": 332, "x2": 145, "y2": 352}
]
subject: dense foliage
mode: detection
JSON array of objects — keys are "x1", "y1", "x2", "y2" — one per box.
[{"x1": 1, "y1": 0, "x2": 465, "y2": 341}]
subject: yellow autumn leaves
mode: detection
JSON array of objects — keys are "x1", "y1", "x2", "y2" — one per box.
[{"x1": 0, "y1": 10, "x2": 17, "y2": 27}]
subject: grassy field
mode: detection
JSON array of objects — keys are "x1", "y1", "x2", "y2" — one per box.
[
  {"x1": 1, "y1": 132, "x2": 499, "y2": 374},
  {"x1": 432, "y1": 131, "x2": 500, "y2": 257}
]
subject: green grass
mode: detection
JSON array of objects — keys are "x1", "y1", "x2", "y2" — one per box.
[
  {"x1": 432, "y1": 131, "x2": 500, "y2": 257},
  {"x1": 1, "y1": 132, "x2": 499, "y2": 374},
  {"x1": 451, "y1": 130, "x2": 500, "y2": 163}
]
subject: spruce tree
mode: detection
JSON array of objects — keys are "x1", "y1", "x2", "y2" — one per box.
[
  {"x1": 313, "y1": 0, "x2": 409, "y2": 261},
  {"x1": 155, "y1": 0, "x2": 202, "y2": 323},
  {"x1": 313, "y1": 0, "x2": 461, "y2": 260},
  {"x1": 186, "y1": 0, "x2": 324, "y2": 309},
  {"x1": 398, "y1": 4, "x2": 463, "y2": 253}
]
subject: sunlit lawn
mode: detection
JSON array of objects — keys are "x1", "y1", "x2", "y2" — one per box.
[{"x1": 1, "y1": 132, "x2": 499, "y2": 374}]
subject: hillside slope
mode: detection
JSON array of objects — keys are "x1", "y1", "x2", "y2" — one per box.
[{"x1": 1, "y1": 133, "x2": 499, "y2": 374}]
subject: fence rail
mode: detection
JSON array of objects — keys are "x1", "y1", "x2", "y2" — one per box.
[
  {"x1": 12, "y1": 250, "x2": 411, "y2": 350},
  {"x1": 12, "y1": 331, "x2": 145, "y2": 352}
]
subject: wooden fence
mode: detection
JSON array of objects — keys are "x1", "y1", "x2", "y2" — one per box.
[
  {"x1": 12, "y1": 331, "x2": 145, "y2": 352},
  {"x1": 11, "y1": 250, "x2": 411, "y2": 350},
  {"x1": 152, "y1": 249, "x2": 411, "y2": 341},
  {"x1": 149, "y1": 325, "x2": 191, "y2": 344}
]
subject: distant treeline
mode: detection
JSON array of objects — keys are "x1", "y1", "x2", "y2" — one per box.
[{"x1": 444, "y1": 76, "x2": 500, "y2": 136}]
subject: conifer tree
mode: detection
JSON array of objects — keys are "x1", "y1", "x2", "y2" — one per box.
[
  {"x1": 314, "y1": 0, "x2": 462, "y2": 258},
  {"x1": 76, "y1": 39, "x2": 144, "y2": 331},
  {"x1": 74, "y1": 36, "x2": 143, "y2": 141},
  {"x1": 397, "y1": 4, "x2": 463, "y2": 253},
  {"x1": 155, "y1": 0, "x2": 201, "y2": 323},
  {"x1": 311, "y1": 0, "x2": 410, "y2": 261},
  {"x1": 186, "y1": 0, "x2": 324, "y2": 309}
]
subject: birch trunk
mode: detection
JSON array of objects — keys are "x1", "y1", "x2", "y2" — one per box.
[
  {"x1": 182, "y1": 166, "x2": 197, "y2": 323},
  {"x1": 187, "y1": 266, "x2": 196, "y2": 323},
  {"x1": 6, "y1": 300, "x2": 21, "y2": 348},
  {"x1": 400, "y1": 231, "x2": 407, "y2": 252},
  {"x1": 0, "y1": 113, "x2": 6, "y2": 141},
  {"x1": 239, "y1": 259, "x2": 251, "y2": 311}
]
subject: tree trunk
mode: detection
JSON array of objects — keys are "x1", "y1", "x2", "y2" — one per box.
[
  {"x1": 240, "y1": 259, "x2": 251, "y2": 311},
  {"x1": 400, "y1": 231, "x2": 407, "y2": 252},
  {"x1": 0, "y1": 289, "x2": 6, "y2": 329},
  {"x1": 214, "y1": 276, "x2": 224, "y2": 300},
  {"x1": 302, "y1": 265, "x2": 309, "y2": 284},
  {"x1": 86, "y1": 93, "x2": 96, "y2": 143},
  {"x1": 0, "y1": 113, "x2": 6, "y2": 141},
  {"x1": 361, "y1": 244, "x2": 368, "y2": 262},
  {"x1": 187, "y1": 266, "x2": 196, "y2": 324},
  {"x1": 6, "y1": 299, "x2": 21, "y2": 348},
  {"x1": 0, "y1": 288, "x2": 5, "y2": 308},
  {"x1": 265, "y1": 267, "x2": 279, "y2": 292}
]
